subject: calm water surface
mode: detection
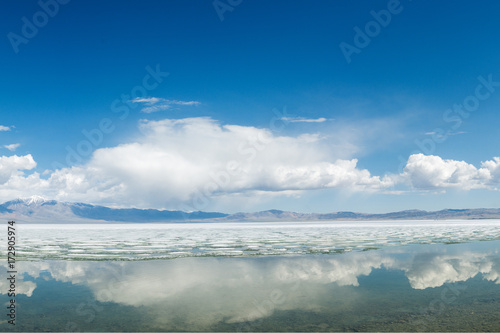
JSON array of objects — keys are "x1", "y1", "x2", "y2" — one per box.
[{"x1": 1, "y1": 239, "x2": 499, "y2": 331}]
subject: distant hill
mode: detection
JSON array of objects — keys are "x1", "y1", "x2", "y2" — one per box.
[
  {"x1": 213, "y1": 208, "x2": 500, "y2": 222},
  {"x1": 1, "y1": 196, "x2": 500, "y2": 223},
  {"x1": 0, "y1": 196, "x2": 227, "y2": 223}
]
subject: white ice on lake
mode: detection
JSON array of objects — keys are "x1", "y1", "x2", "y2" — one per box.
[{"x1": 4, "y1": 220, "x2": 500, "y2": 260}]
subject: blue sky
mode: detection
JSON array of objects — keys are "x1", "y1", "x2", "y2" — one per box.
[{"x1": 1, "y1": 0, "x2": 500, "y2": 213}]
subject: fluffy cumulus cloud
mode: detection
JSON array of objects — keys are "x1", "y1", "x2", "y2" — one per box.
[
  {"x1": 0, "y1": 118, "x2": 394, "y2": 208},
  {"x1": 50, "y1": 117, "x2": 393, "y2": 208},
  {"x1": 402, "y1": 154, "x2": 500, "y2": 190},
  {"x1": 0, "y1": 154, "x2": 36, "y2": 184},
  {"x1": 481, "y1": 157, "x2": 500, "y2": 185},
  {"x1": 1, "y1": 117, "x2": 500, "y2": 209}
]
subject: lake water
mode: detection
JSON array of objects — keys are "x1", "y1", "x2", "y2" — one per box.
[{"x1": 1, "y1": 221, "x2": 500, "y2": 331}]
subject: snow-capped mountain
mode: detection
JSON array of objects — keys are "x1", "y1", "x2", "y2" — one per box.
[
  {"x1": 0, "y1": 196, "x2": 228, "y2": 223},
  {"x1": 19, "y1": 195, "x2": 49, "y2": 206}
]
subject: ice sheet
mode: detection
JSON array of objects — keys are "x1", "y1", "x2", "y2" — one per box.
[{"x1": 3, "y1": 220, "x2": 500, "y2": 260}]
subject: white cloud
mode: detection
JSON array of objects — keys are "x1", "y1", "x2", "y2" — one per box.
[
  {"x1": 0, "y1": 154, "x2": 36, "y2": 184},
  {"x1": 132, "y1": 97, "x2": 201, "y2": 113},
  {"x1": 0, "y1": 125, "x2": 11, "y2": 131},
  {"x1": 3, "y1": 252, "x2": 397, "y2": 326},
  {"x1": 4, "y1": 143, "x2": 20, "y2": 151},
  {"x1": 281, "y1": 117, "x2": 330, "y2": 123},
  {"x1": 78, "y1": 118, "x2": 392, "y2": 208},
  {"x1": 481, "y1": 156, "x2": 500, "y2": 185},
  {"x1": 132, "y1": 97, "x2": 162, "y2": 104},
  {"x1": 12, "y1": 247, "x2": 500, "y2": 329},
  {"x1": 401, "y1": 154, "x2": 497, "y2": 190},
  {"x1": 141, "y1": 104, "x2": 171, "y2": 113},
  {"x1": 425, "y1": 131, "x2": 466, "y2": 136},
  {"x1": 0, "y1": 118, "x2": 393, "y2": 209},
  {"x1": 0, "y1": 265, "x2": 36, "y2": 296},
  {"x1": 172, "y1": 100, "x2": 201, "y2": 106},
  {"x1": 0, "y1": 118, "x2": 499, "y2": 209},
  {"x1": 403, "y1": 252, "x2": 500, "y2": 289}
]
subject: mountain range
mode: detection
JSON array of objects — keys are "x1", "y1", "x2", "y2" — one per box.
[{"x1": 2, "y1": 195, "x2": 500, "y2": 223}]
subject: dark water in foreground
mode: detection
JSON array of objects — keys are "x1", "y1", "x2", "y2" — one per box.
[{"x1": 1, "y1": 241, "x2": 500, "y2": 332}]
